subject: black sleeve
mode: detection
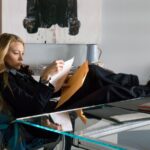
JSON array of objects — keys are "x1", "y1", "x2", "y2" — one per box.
[{"x1": 1, "y1": 73, "x2": 55, "y2": 118}]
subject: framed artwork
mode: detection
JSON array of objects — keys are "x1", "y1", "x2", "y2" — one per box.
[{"x1": 1, "y1": 0, "x2": 101, "y2": 44}]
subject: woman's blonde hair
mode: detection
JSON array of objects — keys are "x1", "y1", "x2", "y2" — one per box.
[{"x1": 0, "y1": 33, "x2": 24, "y2": 73}]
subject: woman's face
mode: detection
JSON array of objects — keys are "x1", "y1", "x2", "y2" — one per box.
[{"x1": 4, "y1": 41, "x2": 24, "y2": 70}]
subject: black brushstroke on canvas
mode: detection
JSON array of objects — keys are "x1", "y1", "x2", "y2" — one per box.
[{"x1": 23, "y1": 0, "x2": 80, "y2": 35}]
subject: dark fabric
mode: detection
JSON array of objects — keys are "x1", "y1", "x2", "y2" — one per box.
[
  {"x1": 0, "y1": 70, "x2": 60, "y2": 149},
  {"x1": 58, "y1": 64, "x2": 150, "y2": 110},
  {"x1": 0, "y1": 69, "x2": 55, "y2": 118},
  {"x1": 1, "y1": 65, "x2": 150, "y2": 116}
]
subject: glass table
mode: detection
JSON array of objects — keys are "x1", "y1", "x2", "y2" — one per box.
[{"x1": 16, "y1": 97, "x2": 150, "y2": 150}]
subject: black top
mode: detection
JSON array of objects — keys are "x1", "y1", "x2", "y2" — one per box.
[{"x1": 0, "y1": 69, "x2": 55, "y2": 118}]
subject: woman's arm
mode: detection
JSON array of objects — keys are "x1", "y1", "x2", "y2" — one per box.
[
  {"x1": 1, "y1": 72, "x2": 55, "y2": 118},
  {"x1": 40, "y1": 60, "x2": 64, "y2": 92}
]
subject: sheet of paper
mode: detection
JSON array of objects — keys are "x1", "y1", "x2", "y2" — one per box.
[
  {"x1": 50, "y1": 112, "x2": 73, "y2": 131},
  {"x1": 50, "y1": 57, "x2": 74, "y2": 87},
  {"x1": 111, "y1": 113, "x2": 150, "y2": 122},
  {"x1": 32, "y1": 75, "x2": 40, "y2": 81},
  {"x1": 56, "y1": 60, "x2": 89, "y2": 108}
]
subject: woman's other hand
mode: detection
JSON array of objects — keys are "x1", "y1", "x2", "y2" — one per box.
[{"x1": 41, "y1": 60, "x2": 64, "y2": 82}]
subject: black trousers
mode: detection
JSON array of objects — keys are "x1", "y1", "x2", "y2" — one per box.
[{"x1": 56, "y1": 64, "x2": 134, "y2": 111}]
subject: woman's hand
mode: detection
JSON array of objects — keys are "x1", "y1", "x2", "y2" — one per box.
[
  {"x1": 41, "y1": 60, "x2": 64, "y2": 82},
  {"x1": 41, "y1": 118, "x2": 62, "y2": 131}
]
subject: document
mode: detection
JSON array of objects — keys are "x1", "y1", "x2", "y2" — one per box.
[
  {"x1": 32, "y1": 57, "x2": 74, "y2": 84},
  {"x1": 50, "y1": 112, "x2": 73, "y2": 131},
  {"x1": 111, "y1": 113, "x2": 150, "y2": 122},
  {"x1": 56, "y1": 60, "x2": 89, "y2": 108},
  {"x1": 50, "y1": 57, "x2": 74, "y2": 88}
]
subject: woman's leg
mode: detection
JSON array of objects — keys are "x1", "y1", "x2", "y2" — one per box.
[
  {"x1": 60, "y1": 84, "x2": 134, "y2": 110},
  {"x1": 57, "y1": 65, "x2": 113, "y2": 109}
]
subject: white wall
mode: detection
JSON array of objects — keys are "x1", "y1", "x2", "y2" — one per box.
[
  {"x1": 100, "y1": 0, "x2": 150, "y2": 84},
  {"x1": 24, "y1": 0, "x2": 150, "y2": 84},
  {"x1": 2, "y1": 0, "x2": 101, "y2": 44}
]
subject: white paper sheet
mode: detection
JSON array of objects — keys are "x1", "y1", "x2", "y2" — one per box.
[
  {"x1": 50, "y1": 112, "x2": 73, "y2": 131},
  {"x1": 50, "y1": 57, "x2": 74, "y2": 87},
  {"x1": 111, "y1": 113, "x2": 150, "y2": 122}
]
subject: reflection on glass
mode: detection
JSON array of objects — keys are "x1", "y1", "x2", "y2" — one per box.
[{"x1": 16, "y1": 97, "x2": 150, "y2": 150}]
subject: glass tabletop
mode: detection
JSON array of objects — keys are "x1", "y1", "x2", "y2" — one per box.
[{"x1": 16, "y1": 97, "x2": 150, "y2": 150}]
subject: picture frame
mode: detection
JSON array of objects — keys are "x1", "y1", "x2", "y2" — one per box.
[{"x1": 1, "y1": 0, "x2": 101, "y2": 44}]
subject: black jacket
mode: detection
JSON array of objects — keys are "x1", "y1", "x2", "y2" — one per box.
[{"x1": 0, "y1": 69, "x2": 55, "y2": 118}]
